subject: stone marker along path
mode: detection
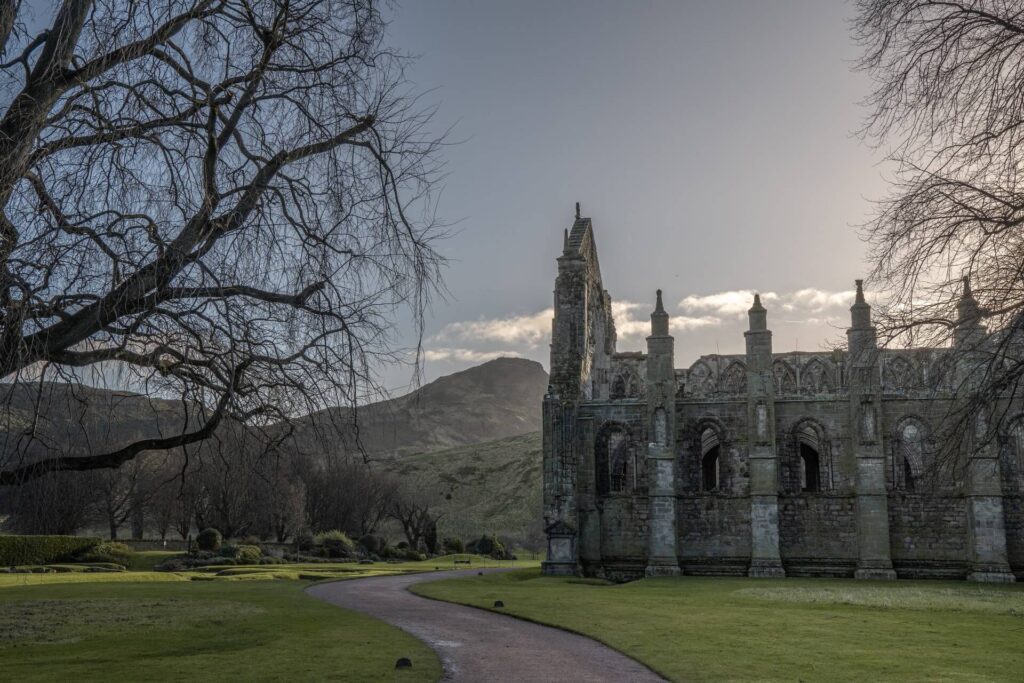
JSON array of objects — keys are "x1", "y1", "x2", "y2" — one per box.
[{"x1": 306, "y1": 568, "x2": 665, "y2": 682}]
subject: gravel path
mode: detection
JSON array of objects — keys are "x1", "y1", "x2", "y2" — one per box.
[{"x1": 306, "y1": 568, "x2": 665, "y2": 682}]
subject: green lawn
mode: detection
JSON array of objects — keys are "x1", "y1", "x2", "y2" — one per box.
[
  {"x1": 0, "y1": 554, "x2": 540, "y2": 681},
  {"x1": 0, "y1": 577, "x2": 439, "y2": 682},
  {"x1": 413, "y1": 570, "x2": 1024, "y2": 682}
]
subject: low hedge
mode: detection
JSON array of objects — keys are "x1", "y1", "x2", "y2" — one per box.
[{"x1": 0, "y1": 535, "x2": 101, "y2": 566}]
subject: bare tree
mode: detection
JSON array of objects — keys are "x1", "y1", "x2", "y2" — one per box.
[
  {"x1": 0, "y1": 0, "x2": 445, "y2": 485},
  {"x1": 90, "y1": 456, "x2": 151, "y2": 539},
  {"x1": 304, "y1": 456, "x2": 395, "y2": 536},
  {"x1": 387, "y1": 478, "x2": 441, "y2": 552},
  {"x1": 854, "y1": 0, "x2": 1024, "y2": 461}
]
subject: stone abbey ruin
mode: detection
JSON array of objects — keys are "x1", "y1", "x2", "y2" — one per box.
[{"x1": 541, "y1": 211, "x2": 1021, "y2": 582}]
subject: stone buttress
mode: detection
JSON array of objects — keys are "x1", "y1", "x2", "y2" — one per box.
[
  {"x1": 645, "y1": 290, "x2": 681, "y2": 576},
  {"x1": 848, "y1": 281, "x2": 897, "y2": 580},
  {"x1": 956, "y1": 277, "x2": 1015, "y2": 582},
  {"x1": 745, "y1": 294, "x2": 786, "y2": 577}
]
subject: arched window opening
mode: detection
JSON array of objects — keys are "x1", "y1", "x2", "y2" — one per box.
[
  {"x1": 700, "y1": 427, "x2": 722, "y2": 492},
  {"x1": 702, "y1": 447, "x2": 721, "y2": 492},
  {"x1": 597, "y1": 424, "x2": 632, "y2": 496},
  {"x1": 903, "y1": 459, "x2": 915, "y2": 492},
  {"x1": 799, "y1": 443, "x2": 820, "y2": 493},
  {"x1": 896, "y1": 420, "x2": 926, "y2": 492},
  {"x1": 611, "y1": 376, "x2": 626, "y2": 400},
  {"x1": 794, "y1": 422, "x2": 827, "y2": 494}
]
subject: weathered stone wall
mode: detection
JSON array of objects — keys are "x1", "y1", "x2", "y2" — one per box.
[
  {"x1": 599, "y1": 496, "x2": 648, "y2": 561},
  {"x1": 778, "y1": 494, "x2": 857, "y2": 576},
  {"x1": 677, "y1": 494, "x2": 750, "y2": 574},
  {"x1": 888, "y1": 493, "x2": 967, "y2": 577}
]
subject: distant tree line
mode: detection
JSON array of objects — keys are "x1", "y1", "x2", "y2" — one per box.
[{"x1": 0, "y1": 427, "x2": 441, "y2": 550}]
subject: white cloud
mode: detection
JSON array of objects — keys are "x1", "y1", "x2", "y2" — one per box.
[
  {"x1": 423, "y1": 347, "x2": 522, "y2": 363},
  {"x1": 679, "y1": 290, "x2": 778, "y2": 317},
  {"x1": 430, "y1": 309, "x2": 553, "y2": 348},
  {"x1": 613, "y1": 300, "x2": 720, "y2": 339},
  {"x1": 679, "y1": 288, "x2": 852, "y2": 322},
  {"x1": 424, "y1": 286, "x2": 857, "y2": 372}
]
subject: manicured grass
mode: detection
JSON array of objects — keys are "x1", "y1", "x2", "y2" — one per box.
[
  {"x1": 125, "y1": 550, "x2": 178, "y2": 571},
  {"x1": 0, "y1": 554, "x2": 541, "y2": 681},
  {"x1": 0, "y1": 577, "x2": 439, "y2": 682},
  {"x1": 413, "y1": 570, "x2": 1024, "y2": 682}
]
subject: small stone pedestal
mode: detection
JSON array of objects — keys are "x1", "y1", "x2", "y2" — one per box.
[{"x1": 541, "y1": 520, "x2": 579, "y2": 576}]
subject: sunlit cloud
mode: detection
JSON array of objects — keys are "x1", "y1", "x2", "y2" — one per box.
[
  {"x1": 423, "y1": 347, "x2": 522, "y2": 363},
  {"x1": 430, "y1": 309, "x2": 553, "y2": 348},
  {"x1": 679, "y1": 288, "x2": 853, "y2": 322},
  {"x1": 425, "y1": 286, "x2": 858, "y2": 371}
]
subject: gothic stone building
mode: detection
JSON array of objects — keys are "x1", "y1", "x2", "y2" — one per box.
[{"x1": 542, "y1": 213, "x2": 1022, "y2": 582}]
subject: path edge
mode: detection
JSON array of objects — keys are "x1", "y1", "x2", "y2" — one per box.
[{"x1": 405, "y1": 570, "x2": 671, "y2": 683}]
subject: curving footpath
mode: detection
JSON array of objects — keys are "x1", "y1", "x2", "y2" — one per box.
[{"x1": 306, "y1": 568, "x2": 665, "y2": 682}]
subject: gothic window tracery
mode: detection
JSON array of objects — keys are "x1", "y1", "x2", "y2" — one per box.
[
  {"x1": 688, "y1": 361, "x2": 716, "y2": 397},
  {"x1": 596, "y1": 423, "x2": 634, "y2": 495},
  {"x1": 797, "y1": 357, "x2": 835, "y2": 395},
  {"x1": 772, "y1": 360, "x2": 797, "y2": 395},
  {"x1": 893, "y1": 418, "x2": 928, "y2": 492},
  {"x1": 719, "y1": 361, "x2": 747, "y2": 394},
  {"x1": 886, "y1": 356, "x2": 917, "y2": 393},
  {"x1": 610, "y1": 369, "x2": 641, "y2": 400}
]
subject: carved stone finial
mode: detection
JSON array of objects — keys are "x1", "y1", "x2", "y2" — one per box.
[
  {"x1": 962, "y1": 274, "x2": 972, "y2": 298},
  {"x1": 855, "y1": 279, "x2": 865, "y2": 304},
  {"x1": 753, "y1": 293, "x2": 762, "y2": 308},
  {"x1": 575, "y1": 201, "x2": 580, "y2": 220},
  {"x1": 655, "y1": 289, "x2": 665, "y2": 313}
]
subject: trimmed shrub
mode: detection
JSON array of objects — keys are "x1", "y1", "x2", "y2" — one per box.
[
  {"x1": 442, "y1": 537, "x2": 465, "y2": 554},
  {"x1": 396, "y1": 540, "x2": 409, "y2": 550},
  {"x1": 403, "y1": 548, "x2": 425, "y2": 561},
  {"x1": 468, "y1": 534, "x2": 512, "y2": 560},
  {"x1": 0, "y1": 535, "x2": 100, "y2": 566},
  {"x1": 76, "y1": 541, "x2": 133, "y2": 567},
  {"x1": 196, "y1": 528, "x2": 222, "y2": 552},
  {"x1": 235, "y1": 544, "x2": 261, "y2": 564},
  {"x1": 358, "y1": 534, "x2": 385, "y2": 555},
  {"x1": 313, "y1": 530, "x2": 355, "y2": 558}
]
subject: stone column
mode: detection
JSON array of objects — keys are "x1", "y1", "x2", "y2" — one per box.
[
  {"x1": 848, "y1": 280, "x2": 897, "y2": 580},
  {"x1": 745, "y1": 295, "x2": 785, "y2": 577},
  {"x1": 577, "y1": 417, "x2": 602, "y2": 573},
  {"x1": 645, "y1": 290, "x2": 681, "y2": 576},
  {"x1": 646, "y1": 443, "x2": 680, "y2": 575},
  {"x1": 966, "y1": 430, "x2": 1015, "y2": 582},
  {"x1": 956, "y1": 278, "x2": 1015, "y2": 583},
  {"x1": 542, "y1": 387, "x2": 580, "y2": 576}
]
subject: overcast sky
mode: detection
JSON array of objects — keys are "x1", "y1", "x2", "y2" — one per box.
[{"x1": 382, "y1": 1, "x2": 890, "y2": 390}]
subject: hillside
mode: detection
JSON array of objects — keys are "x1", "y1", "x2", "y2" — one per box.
[
  {"x1": 0, "y1": 382, "x2": 190, "y2": 464},
  {"x1": 378, "y1": 431, "x2": 543, "y2": 549},
  {"x1": 286, "y1": 357, "x2": 548, "y2": 460}
]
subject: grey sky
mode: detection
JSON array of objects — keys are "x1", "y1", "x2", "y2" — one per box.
[{"x1": 382, "y1": 1, "x2": 889, "y2": 388}]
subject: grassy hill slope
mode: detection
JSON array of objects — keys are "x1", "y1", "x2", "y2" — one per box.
[{"x1": 379, "y1": 431, "x2": 543, "y2": 549}]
